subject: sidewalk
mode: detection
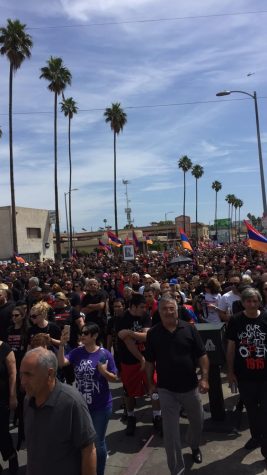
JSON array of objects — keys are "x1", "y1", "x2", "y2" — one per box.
[{"x1": 106, "y1": 380, "x2": 267, "y2": 475}]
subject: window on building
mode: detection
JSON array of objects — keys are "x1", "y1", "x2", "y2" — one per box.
[{"x1": 27, "y1": 227, "x2": 41, "y2": 239}]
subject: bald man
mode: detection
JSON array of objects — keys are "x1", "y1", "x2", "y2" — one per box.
[{"x1": 20, "y1": 348, "x2": 96, "y2": 475}]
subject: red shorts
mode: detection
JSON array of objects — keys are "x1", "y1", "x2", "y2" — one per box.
[{"x1": 120, "y1": 362, "x2": 157, "y2": 398}]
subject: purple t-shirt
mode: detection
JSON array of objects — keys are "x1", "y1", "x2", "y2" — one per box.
[{"x1": 66, "y1": 346, "x2": 117, "y2": 412}]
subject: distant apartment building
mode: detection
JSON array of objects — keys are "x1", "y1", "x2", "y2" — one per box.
[
  {"x1": 0, "y1": 206, "x2": 54, "y2": 261},
  {"x1": 191, "y1": 222, "x2": 209, "y2": 241}
]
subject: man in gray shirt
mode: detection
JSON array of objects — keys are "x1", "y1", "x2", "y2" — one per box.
[{"x1": 20, "y1": 347, "x2": 96, "y2": 475}]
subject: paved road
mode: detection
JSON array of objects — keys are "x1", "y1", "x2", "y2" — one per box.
[{"x1": 2, "y1": 379, "x2": 267, "y2": 475}]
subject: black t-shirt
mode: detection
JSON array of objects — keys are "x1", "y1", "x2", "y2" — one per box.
[
  {"x1": 7, "y1": 326, "x2": 27, "y2": 368},
  {"x1": 82, "y1": 291, "x2": 106, "y2": 326},
  {"x1": 53, "y1": 305, "x2": 81, "y2": 348},
  {"x1": 226, "y1": 311, "x2": 267, "y2": 381},
  {"x1": 0, "y1": 341, "x2": 12, "y2": 403},
  {"x1": 145, "y1": 321, "x2": 206, "y2": 392},
  {"x1": 27, "y1": 322, "x2": 61, "y2": 347},
  {"x1": 115, "y1": 310, "x2": 151, "y2": 365},
  {"x1": 0, "y1": 301, "x2": 15, "y2": 342},
  {"x1": 65, "y1": 291, "x2": 81, "y2": 308}
]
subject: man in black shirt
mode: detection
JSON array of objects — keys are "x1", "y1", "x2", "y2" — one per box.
[
  {"x1": 116, "y1": 294, "x2": 160, "y2": 435},
  {"x1": 226, "y1": 287, "x2": 267, "y2": 460},
  {"x1": 81, "y1": 279, "x2": 106, "y2": 341},
  {"x1": 21, "y1": 347, "x2": 96, "y2": 475},
  {"x1": 146, "y1": 295, "x2": 209, "y2": 475}
]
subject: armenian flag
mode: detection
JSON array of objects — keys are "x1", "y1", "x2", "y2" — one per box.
[
  {"x1": 132, "y1": 230, "x2": 139, "y2": 249},
  {"x1": 244, "y1": 220, "x2": 267, "y2": 253},
  {"x1": 98, "y1": 240, "x2": 111, "y2": 252},
  {"x1": 15, "y1": 255, "x2": 26, "y2": 264},
  {"x1": 145, "y1": 235, "x2": 153, "y2": 245},
  {"x1": 179, "y1": 228, "x2": 193, "y2": 252},
  {"x1": 107, "y1": 230, "x2": 122, "y2": 247}
]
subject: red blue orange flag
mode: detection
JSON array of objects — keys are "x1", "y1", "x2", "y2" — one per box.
[
  {"x1": 15, "y1": 255, "x2": 26, "y2": 264},
  {"x1": 244, "y1": 221, "x2": 267, "y2": 253},
  {"x1": 107, "y1": 230, "x2": 122, "y2": 247},
  {"x1": 179, "y1": 228, "x2": 193, "y2": 252},
  {"x1": 145, "y1": 235, "x2": 153, "y2": 245},
  {"x1": 98, "y1": 240, "x2": 111, "y2": 252},
  {"x1": 132, "y1": 230, "x2": 139, "y2": 249}
]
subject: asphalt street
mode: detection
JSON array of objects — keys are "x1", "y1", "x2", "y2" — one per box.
[{"x1": 2, "y1": 378, "x2": 267, "y2": 475}]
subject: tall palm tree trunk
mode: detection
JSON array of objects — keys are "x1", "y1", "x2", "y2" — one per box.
[
  {"x1": 231, "y1": 205, "x2": 234, "y2": 242},
  {"x1": 234, "y1": 207, "x2": 237, "y2": 241},
  {"x1": 114, "y1": 131, "x2": 118, "y2": 236},
  {"x1": 228, "y1": 203, "x2": 231, "y2": 243},
  {"x1": 183, "y1": 172, "x2": 186, "y2": 231},
  {"x1": 68, "y1": 115, "x2": 73, "y2": 256},
  {"x1": 238, "y1": 207, "x2": 241, "y2": 241},
  {"x1": 195, "y1": 178, "x2": 198, "y2": 245},
  {"x1": 215, "y1": 192, "x2": 218, "y2": 240},
  {"x1": 54, "y1": 92, "x2": 61, "y2": 260},
  {"x1": 9, "y1": 64, "x2": 18, "y2": 254}
]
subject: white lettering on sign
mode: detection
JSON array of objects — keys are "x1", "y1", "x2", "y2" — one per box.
[{"x1": 205, "y1": 339, "x2": 216, "y2": 351}]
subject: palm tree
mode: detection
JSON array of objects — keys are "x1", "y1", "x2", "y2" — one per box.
[
  {"x1": 230, "y1": 194, "x2": 237, "y2": 240},
  {"x1": 0, "y1": 19, "x2": 33, "y2": 255},
  {"x1": 60, "y1": 97, "x2": 78, "y2": 257},
  {"x1": 225, "y1": 194, "x2": 236, "y2": 242},
  {"x1": 233, "y1": 198, "x2": 239, "y2": 241},
  {"x1": 40, "y1": 57, "x2": 72, "y2": 260},
  {"x1": 104, "y1": 103, "x2": 127, "y2": 236},
  {"x1": 236, "y1": 199, "x2": 243, "y2": 241},
  {"x1": 212, "y1": 181, "x2": 222, "y2": 240},
  {"x1": 178, "y1": 155, "x2": 192, "y2": 232},
  {"x1": 191, "y1": 164, "x2": 204, "y2": 245}
]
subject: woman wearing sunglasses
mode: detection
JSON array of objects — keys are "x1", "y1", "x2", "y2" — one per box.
[{"x1": 58, "y1": 322, "x2": 117, "y2": 475}]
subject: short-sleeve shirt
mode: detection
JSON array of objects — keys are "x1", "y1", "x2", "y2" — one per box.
[
  {"x1": 27, "y1": 322, "x2": 61, "y2": 348},
  {"x1": 115, "y1": 310, "x2": 151, "y2": 365},
  {"x1": 24, "y1": 381, "x2": 96, "y2": 475},
  {"x1": 226, "y1": 311, "x2": 267, "y2": 381},
  {"x1": 66, "y1": 346, "x2": 117, "y2": 411},
  {"x1": 82, "y1": 291, "x2": 106, "y2": 326},
  {"x1": 145, "y1": 320, "x2": 206, "y2": 392},
  {"x1": 218, "y1": 291, "x2": 240, "y2": 315}
]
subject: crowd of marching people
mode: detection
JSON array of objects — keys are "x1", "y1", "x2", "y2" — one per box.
[{"x1": 1, "y1": 242, "x2": 267, "y2": 474}]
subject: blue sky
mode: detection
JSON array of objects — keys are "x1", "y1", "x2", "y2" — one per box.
[{"x1": 0, "y1": 0, "x2": 267, "y2": 232}]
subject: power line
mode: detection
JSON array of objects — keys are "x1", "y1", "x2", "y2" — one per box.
[
  {"x1": 27, "y1": 10, "x2": 267, "y2": 30},
  {"x1": 0, "y1": 96, "x2": 266, "y2": 116}
]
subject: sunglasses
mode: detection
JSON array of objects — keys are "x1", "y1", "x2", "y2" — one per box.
[
  {"x1": 12, "y1": 313, "x2": 21, "y2": 317},
  {"x1": 80, "y1": 330, "x2": 91, "y2": 336},
  {"x1": 30, "y1": 314, "x2": 40, "y2": 319}
]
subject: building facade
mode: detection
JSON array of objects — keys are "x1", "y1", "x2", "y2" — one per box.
[{"x1": 0, "y1": 206, "x2": 54, "y2": 261}]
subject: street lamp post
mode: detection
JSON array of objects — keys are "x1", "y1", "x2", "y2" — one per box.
[
  {"x1": 64, "y1": 188, "x2": 78, "y2": 257},
  {"x1": 216, "y1": 90, "x2": 267, "y2": 216}
]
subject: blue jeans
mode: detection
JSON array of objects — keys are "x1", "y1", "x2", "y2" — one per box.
[{"x1": 90, "y1": 406, "x2": 112, "y2": 475}]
